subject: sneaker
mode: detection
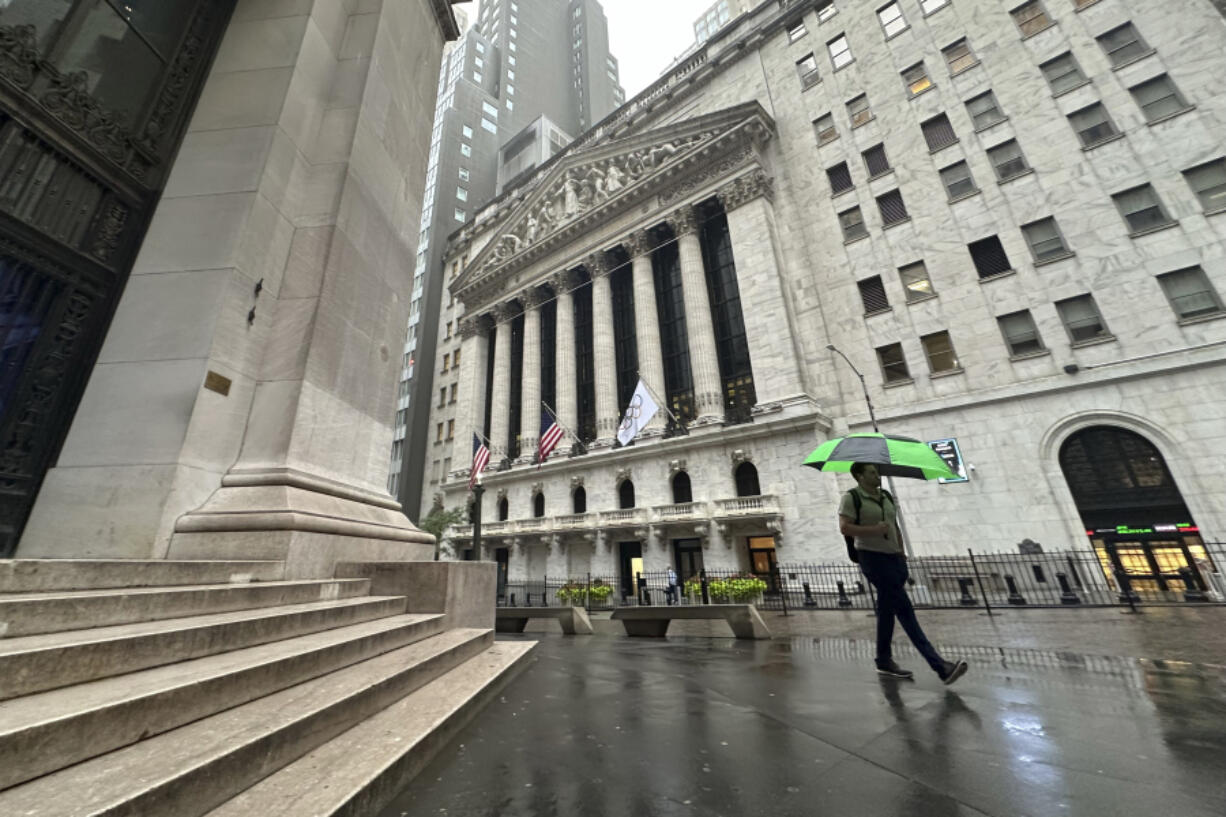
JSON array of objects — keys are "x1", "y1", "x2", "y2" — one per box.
[
  {"x1": 939, "y1": 659, "x2": 968, "y2": 686},
  {"x1": 875, "y1": 661, "x2": 915, "y2": 679}
]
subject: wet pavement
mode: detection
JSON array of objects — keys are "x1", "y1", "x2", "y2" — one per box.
[{"x1": 381, "y1": 632, "x2": 1226, "y2": 817}]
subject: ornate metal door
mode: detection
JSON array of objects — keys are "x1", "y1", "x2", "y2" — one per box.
[{"x1": 0, "y1": 1, "x2": 236, "y2": 555}]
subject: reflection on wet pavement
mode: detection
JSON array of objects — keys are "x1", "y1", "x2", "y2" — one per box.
[{"x1": 380, "y1": 634, "x2": 1226, "y2": 817}]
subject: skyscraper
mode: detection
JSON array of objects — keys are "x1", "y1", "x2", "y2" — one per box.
[{"x1": 389, "y1": 0, "x2": 624, "y2": 520}]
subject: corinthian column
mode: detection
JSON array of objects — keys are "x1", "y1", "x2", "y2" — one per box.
[
  {"x1": 626, "y1": 230, "x2": 666, "y2": 435},
  {"x1": 589, "y1": 254, "x2": 619, "y2": 447},
  {"x1": 519, "y1": 288, "x2": 545, "y2": 460},
  {"x1": 455, "y1": 314, "x2": 492, "y2": 467},
  {"x1": 669, "y1": 205, "x2": 723, "y2": 424},
  {"x1": 488, "y1": 302, "x2": 515, "y2": 464},
  {"x1": 552, "y1": 271, "x2": 579, "y2": 446}
]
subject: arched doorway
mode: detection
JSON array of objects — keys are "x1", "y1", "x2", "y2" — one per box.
[
  {"x1": 618, "y1": 479, "x2": 635, "y2": 509},
  {"x1": 672, "y1": 471, "x2": 692, "y2": 503},
  {"x1": 1059, "y1": 425, "x2": 1209, "y2": 593}
]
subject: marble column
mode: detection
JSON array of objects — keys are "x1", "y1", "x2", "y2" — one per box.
[
  {"x1": 589, "y1": 253, "x2": 619, "y2": 446},
  {"x1": 455, "y1": 315, "x2": 491, "y2": 467},
  {"x1": 717, "y1": 171, "x2": 808, "y2": 406},
  {"x1": 488, "y1": 302, "x2": 514, "y2": 464},
  {"x1": 669, "y1": 206, "x2": 724, "y2": 424},
  {"x1": 626, "y1": 230, "x2": 667, "y2": 435},
  {"x1": 552, "y1": 271, "x2": 579, "y2": 446},
  {"x1": 519, "y1": 288, "x2": 544, "y2": 461}
]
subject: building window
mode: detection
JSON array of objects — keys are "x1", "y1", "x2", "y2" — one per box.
[
  {"x1": 572, "y1": 486, "x2": 586, "y2": 513},
  {"x1": 447, "y1": 419, "x2": 454, "y2": 440},
  {"x1": 998, "y1": 310, "x2": 1045, "y2": 356},
  {"x1": 460, "y1": 143, "x2": 471, "y2": 157},
  {"x1": 839, "y1": 206, "x2": 868, "y2": 241},
  {"x1": 1056, "y1": 294, "x2": 1110, "y2": 343},
  {"x1": 899, "y1": 261, "x2": 935, "y2": 301},
  {"x1": 509, "y1": 55, "x2": 516, "y2": 66},
  {"x1": 475, "y1": 41, "x2": 485, "y2": 54},
  {"x1": 618, "y1": 479, "x2": 635, "y2": 509},
  {"x1": 442, "y1": 353, "x2": 450, "y2": 371},
  {"x1": 458, "y1": 167, "x2": 469, "y2": 181},
  {"x1": 454, "y1": 207, "x2": 466, "y2": 222},
  {"x1": 497, "y1": 497, "x2": 508, "y2": 521},
  {"x1": 787, "y1": 19, "x2": 808, "y2": 42},
  {"x1": 827, "y1": 161, "x2": 853, "y2": 194},
  {"x1": 506, "y1": 100, "x2": 513, "y2": 111},
  {"x1": 940, "y1": 161, "x2": 978, "y2": 200},
  {"x1": 653, "y1": 242, "x2": 694, "y2": 424},
  {"x1": 453, "y1": 347, "x2": 461, "y2": 367},
  {"x1": 473, "y1": 71, "x2": 482, "y2": 83},
  {"x1": 858, "y1": 276, "x2": 890, "y2": 313},
  {"x1": 1011, "y1": 1, "x2": 1052, "y2": 37},
  {"x1": 734, "y1": 462, "x2": 761, "y2": 497},
  {"x1": 1040, "y1": 52, "x2": 1087, "y2": 96},
  {"x1": 1129, "y1": 75, "x2": 1190, "y2": 123},
  {"x1": 819, "y1": 3, "x2": 839, "y2": 23},
  {"x1": 1158, "y1": 267, "x2": 1224, "y2": 320},
  {"x1": 828, "y1": 34, "x2": 853, "y2": 69},
  {"x1": 1097, "y1": 23, "x2": 1149, "y2": 67},
  {"x1": 450, "y1": 383, "x2": 458, "y2": 403},
  {"x1": 1112, "y1": 184, "x2": 1174, "y2": 234},
  {"x1": 481, "y1": 118, "x2": 497, "y2": 133},
  {"x1": 902, "y1": 62, "x2": 932, "y2": 96},
  {"x1": 532, "y1": 491, "x2": 544, "y2": 517},
  {"x1": 878, "y1": 3, "x2": 907, "y2": 38},
  {"x1": 943, "y1": 39, "x2": 976, "y2": 74},
  {"x1": 461, "y1": 124, "x2": 473, "y2": 138},
  {"x1": 1068, "y1": 103, "x2": 1119, "y2": 148},
  {"x1": 862, "y1": 143, "x2": 891, "y2": 178},
  {"x1": 968, "y1": 235, "x2": 1013, "y2": 278},
  {"x1": 507, "y1": 85, "x2": 514, "y2": 95},
  {"x1": 1183, "y1": 159, "x2": 1226, "y2": 213},
  {"x1": 965, "y1": 91, "x2": 1006, "y2": 130},
  {"x1": 456, "y1": 187, "x2": 468, "y2": 202},
  {"x1": 847, "y1": 94, "x2": 871, "y2": 127},
  {"x1": 797, "y1": 53, "x2": 821, "y2": 88},
  {"x1": 922, "y1": 330, "x2": 960, "y2": 373},
  {"x1": 1022, "y1": 217, "x2": 1071, "y2": 262},
  {"x1": 509, "y1": 41, "x2": 516, "y2": 51},
  {"x1": 921, "y1": 0, "x2": 949, "y2": 12},
  {"x1": 508, "y1": 69, "x2": 515, "y2": 80},
  {"x1": 438, "y1": 388, "x2": 446, "y2": 408},
  {"x1": 436, "y1": 423, "x2": 444, "y2": 442},
  {"x1": 877, "y1": 343, "x2": 911, "y2": 383},
  {"x1": 920, "y1": 113, "x2": 957, "y2": 151},
  {"x1": 814, "y1": 113, "x2": 838, "y2": 145},
  {"x1": 877, "y1": 190, "x2": 909, "y2": 226},
  {"x1": 987, "y1": 140, "x2": 1030, "y2": 181}
]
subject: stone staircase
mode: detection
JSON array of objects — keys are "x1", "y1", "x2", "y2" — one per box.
[{"x1": 0, "y1": 559, "x2": 534, "y2": 816}]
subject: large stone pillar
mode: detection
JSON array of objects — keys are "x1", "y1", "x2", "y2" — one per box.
[
  {"x1": 717, "y1": 171, "x2": 809, "y2": 405},
  {"x1": 626, "y1": 230, "x2": 667, "y2": 435},
  {"x1": 552, "y1": 271, "x2": 579, "y2": 445},
  {"x1": 488, "y1": 303, "x2": 514, "y2": 464},
  {"x1": 589, "y1": 254, "x2": 619, "y2": 447},
  {"x1": 669, "y1": 206, "x2": 724, "y2": 425},
  {"x1": 455, "y1": 315, "x2": 491, "y2": 469},
  {"x1": 519, "y1": 289, "x2": 544, "y2": 460}
]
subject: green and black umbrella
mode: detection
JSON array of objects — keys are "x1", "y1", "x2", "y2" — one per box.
[{"x1": 803, "y1": 432, "x2": 958, "y2": 480}]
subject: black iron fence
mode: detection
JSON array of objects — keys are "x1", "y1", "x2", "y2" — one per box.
[{"x1": 496, "y1": 543, "x2": 1226, "y2": 614}]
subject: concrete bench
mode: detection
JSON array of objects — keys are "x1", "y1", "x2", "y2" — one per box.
[
  {"x1": 610, "y1": 604, "x2": 771, "y2": 640},
  {"x1": 495, "y1": 606, "x2": 594, "y2": 635}
]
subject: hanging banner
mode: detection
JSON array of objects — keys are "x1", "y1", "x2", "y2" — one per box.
[{"x1": 927, "y1": 438, "x2": 969, "y2": 484}]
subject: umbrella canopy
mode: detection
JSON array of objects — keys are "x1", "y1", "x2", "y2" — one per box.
[{"x1": 803, "y1": 432, "x2": 958, "y2": 480}]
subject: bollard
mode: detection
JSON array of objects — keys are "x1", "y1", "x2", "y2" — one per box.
[
  {"x1": 700, "y1": 569, "x2": 710, "y2": 605},
  {"x1": 1179, "y1": 567, "x2": 1209, "y2": 603},
  {"x1": 958, "y1": 577, "x2": 978, "y2": 606},
  {"x1": 510, "y1": 592, "x2": 517, "y2": 607},
  {"x1": 1005, "y1": 575, "x2": 1027, "y2": 605},
  {"x1": 836, "y1": 580, "x2": 852, "y2": 608},
  {"x1": 1056, "y1": 572, "x2": 1081, "y2": 605},
  {"x1": 802, "y1": 582, "x2": 818, "y2": 608}
]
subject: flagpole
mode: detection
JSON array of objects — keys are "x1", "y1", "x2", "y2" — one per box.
[
  {"x1": 635, "y1": 373, "x2": 682, "y2": 428},
  {"x1": 540, "y1": 401, "x2": 576, "y2": 442}
]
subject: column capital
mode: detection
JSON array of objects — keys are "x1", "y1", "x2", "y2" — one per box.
[
  {"x1": 585, "y1": 251, "x2": 613, "y2": 279},
  {"x1": 490, "y1": 301, "x2": 518, "y2": 322},
  {"x1": 458, "y1": 314, "x2": 492, "y2": 339},
  {"x1": 666, "y1": 205, "x2": 699, "y2": 238},
  {"x1": 550, "y1": 268, "x2": 583, "y2": 293},
  {"x1": 717, "y1": 169, "x2": 774, "y2": 211},
  {"x1": 622, "y1": 229, "x2": 653, "y2": 258},
  {"x1": 520, "y1": 286, "x2": 549, "y2": 309}
]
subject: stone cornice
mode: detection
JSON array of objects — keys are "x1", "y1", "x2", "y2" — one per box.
[{"x1": 429, "y1": 0, "x2": 463, "y2": 40}]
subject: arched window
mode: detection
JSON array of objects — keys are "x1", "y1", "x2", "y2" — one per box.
[
  {"x1": 672, "y1": 471, "x2": 692, "y2": 503},
  {"x1": 619, "y1": 479, "x2": 636, "y2": 509},
  {"x1": 1058, "y1": 426, "x2": 1184, "y2": 525},
  {"x1": 533, "y1": 491, "x2": 545, "y2": 518},
  {"x1": 497, "y1": 496, "x2": 509, "y2": 521},
  {"x1": 735, "y1": 462, "x2": 761, "y2": 497},
  {"x1": 573, "y1": 486, "x2": 587, "y2": 514}
]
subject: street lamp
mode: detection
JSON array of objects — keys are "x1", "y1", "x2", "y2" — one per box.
[{"x1": 470, "y1": 478, "x2": 485, "y2": 561}]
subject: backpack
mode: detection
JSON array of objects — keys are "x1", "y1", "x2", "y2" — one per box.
[{"x1": 843, "y1": 488, "x2": 895, "y2": 564}]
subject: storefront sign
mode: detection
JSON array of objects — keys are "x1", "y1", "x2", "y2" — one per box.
[{"x1": 927, "y1": 437, "x2": 968, "y2": 484}]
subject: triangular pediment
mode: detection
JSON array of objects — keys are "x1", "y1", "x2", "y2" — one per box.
[{"x1": 453, "y1": 101, "x2": 774, "y2": 302}]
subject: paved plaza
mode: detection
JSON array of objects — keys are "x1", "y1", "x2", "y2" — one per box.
[{"x1": 381, "y1": 610, "x2": 1226, "y2": 817}]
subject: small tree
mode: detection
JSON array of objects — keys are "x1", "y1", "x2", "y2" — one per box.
[{"x1": 419, "y1": 506, "x2": 467, "y2": 560}]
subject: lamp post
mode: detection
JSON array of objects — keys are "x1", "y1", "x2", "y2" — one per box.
[
  {"x1": 826, "y1": 344, "x2": 915, "y2": 559},
  {"x1": 470, "y1": 478, "x2": 485, "y2": 561}
]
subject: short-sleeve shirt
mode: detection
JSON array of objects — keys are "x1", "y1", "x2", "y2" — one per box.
[{"x1": 838, "y1": 486, "x2": 902, "y2": 556}]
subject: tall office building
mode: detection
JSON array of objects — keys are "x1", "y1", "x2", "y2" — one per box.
[{"x1": 388, "y1": 0, "x2": 624, "y2": 520}]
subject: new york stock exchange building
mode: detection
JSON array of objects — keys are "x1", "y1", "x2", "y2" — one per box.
[{"x1": 428, "y1": 0, "x2": 1226, "y2": 593}]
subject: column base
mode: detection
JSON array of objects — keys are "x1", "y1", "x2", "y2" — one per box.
[{"x1": 168, "y1": 466, "x2": 434, "y2": 578}]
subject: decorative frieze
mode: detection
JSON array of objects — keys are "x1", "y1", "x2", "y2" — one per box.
[
  {"x1": 0, "y1": 24, "x2": 39, "y2": 89},
  {"x1": 658, "y1": 146, "x2": 754, "y2": 207}
]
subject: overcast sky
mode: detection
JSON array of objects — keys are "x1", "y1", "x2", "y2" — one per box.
[{"x1": 460, "y1": 0, "x2": 715, "y2": 98}]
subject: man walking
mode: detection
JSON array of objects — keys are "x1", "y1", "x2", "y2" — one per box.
[
  {"x1": 839, "y1": 462, "x2": 968, "y2": 685},
  {"x1": 665, "y1": 566, "x2": 679, "y2": 606}
]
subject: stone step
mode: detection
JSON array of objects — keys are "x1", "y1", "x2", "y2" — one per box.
[
  {"x1": 0, "y1": 594, "x2": 409, "y2": 700},
  {"x1": 0, "y1": 578, "x2": 372, "y2": 638},
  {"x1": 0, "y1": 628, "x2": 494, "y2": 817},
  {"x1": 205, "y1": 641, "x2": 536, "y2": 817},
  {"x1": 0, "y1": 559, "x2": 285, "y2": 593},
  {"x1": 0, "y1": 612, "x2": 445, "y2": 791}
]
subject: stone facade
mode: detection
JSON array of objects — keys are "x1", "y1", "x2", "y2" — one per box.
[{"x1": 423, "y1": 0, "x2": 1226, "y2": 581}]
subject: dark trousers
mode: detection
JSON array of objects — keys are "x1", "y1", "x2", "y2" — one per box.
[
  {"x1": 858, "y1": 550, "x2": 944, "y2": 673},
  {"x1": 665, "y1": 585, "x2": 678, "y2": 605}
]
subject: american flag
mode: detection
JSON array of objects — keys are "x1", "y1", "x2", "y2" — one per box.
[
  {"x1": 536, "y1": 408, "x2": 564, "y2": 468},
  {"x1": 468, "y1": 433, "x2": 490, "y2": 490}
]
